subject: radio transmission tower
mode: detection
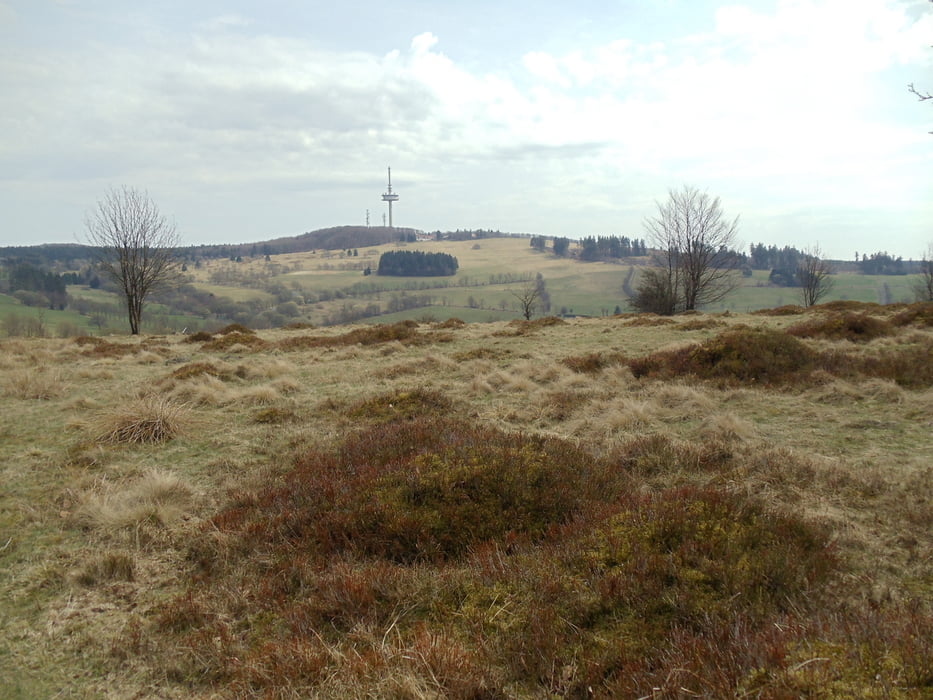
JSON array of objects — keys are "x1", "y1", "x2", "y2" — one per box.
[{"x1": 381, "y1": 167, "x2": 399, "y2": 228}]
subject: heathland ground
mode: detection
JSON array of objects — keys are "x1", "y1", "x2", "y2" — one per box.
[{"x1": 1, "y1": 302, "x2": 931, "y2": 697}]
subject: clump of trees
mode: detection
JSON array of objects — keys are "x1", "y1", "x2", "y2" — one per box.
[
  {"x1": 630, "y1": 186, "x2": 741, "y2": 315},
  {"x1": 377, "y1": 251, "x2": 459, "y2": 277}
]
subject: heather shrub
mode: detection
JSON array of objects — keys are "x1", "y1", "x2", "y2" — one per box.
[
  {"x1": 182, "y1": 330, "x2": 213, "y2": 343},
  {"x1": 216, "y1": 323, "x2": 255, "y2": 335},
  {"x1": 753, "y1": 304, "x2": 806, "y2": 316},
  {"x1": 890, "y1": 301, "x2": 933, "y2": 328},
  {"x1": 627, "y1": 328, "x2": 819, "y2": 384},
  {"x1": 562, "y1": 351, "x2": 626, "y2": 374},
  {"x1": 200, "y1": 331, "x2": 268, "y2": 351},
  {"x1": 787, "y1": 312, "x2": 895, "y2": 342},
  {"x1": 344, "y1": 388, "x2": 454, "y2": 424}
]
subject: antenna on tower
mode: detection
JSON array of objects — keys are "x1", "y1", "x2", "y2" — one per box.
[{"x1": 381, "y1": 166, "x2": 399, "y2": 228}]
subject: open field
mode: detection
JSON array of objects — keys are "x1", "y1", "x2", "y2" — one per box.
[
  {"x1": 1, "y1": 302, "x2": 931, "y2": 698},
  {"x1": 185, "y1": 238, "x2": 926, "y2": 324}
]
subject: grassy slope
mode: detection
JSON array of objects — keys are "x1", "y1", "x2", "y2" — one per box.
[
  {"x1": 186, "y1": 238, "x2": 926, "y2": 324},
  {"x1": 0, "y1": 307, "x2": 931, "y2": 697}
]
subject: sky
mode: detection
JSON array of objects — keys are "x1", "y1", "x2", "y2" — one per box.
[{"x1": 1, "y1": 0, "x2": 931, "y2": 260}]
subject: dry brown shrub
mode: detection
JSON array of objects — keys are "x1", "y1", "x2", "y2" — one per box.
[
  {"x1": 889, "y1": 302, "x2": 933, "y2": 327},
  {"x1": 623, "y1": 315, "x2": 677, "y2": 327},
  {"x1": 201, "y1": 332, "x2": 269, "y2": 352},
  {"x1": 753, "y1": 305, "x2": 807, "y2": 316},
  {"x1": 452, "y1": 347, "x2": 508, "y2": 361},
  {"x1": 282, "y1": 321, "x2": 315, "y2": 330},
  {"x1": 169, "y1": 361, "x2": 232, "y2": 381},
  {"x1": 78, "y1": 339, "x2": 140, "y2": 358},
  {"x1": 676, "y1": 318, "x2": 726, "y2": 331},
  {"x1": 344, "y1": 388, "x2": 454, "y2": 423},
  {"x1": 434, "y1": 317, "x2": 466, "y2": 329},
  {"x1": 787, "y1": 312, "x2": 895, "y2": 343},
  {"x1": 217, "y1": 323, "x2": 255, "y2": 335},
  {"x1": 183, "y1": 331, "x2": 213, "y2": 343},
  {"x1": 816, "y1": 300, "x2": 885, "y2": 313},
  {"x1": 90, "y1": 397, "x2": 190, "y2": 444}
]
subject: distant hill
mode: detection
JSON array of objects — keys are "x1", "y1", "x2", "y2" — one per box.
[{"x1": 180, "y1": 226, "x2": 423, "y2": 260}]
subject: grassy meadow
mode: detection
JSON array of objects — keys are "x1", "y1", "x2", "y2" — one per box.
[
  {"x1": 1, "y1": 302, "x2": 931, "y2": 698},
  {"x1": 185, "y1": 238, "x2": 926, "y2": 324}
]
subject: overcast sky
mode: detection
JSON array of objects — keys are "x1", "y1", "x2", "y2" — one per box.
[{"x1": 1, "y1": 0, "x2": 931, "y2": 259}]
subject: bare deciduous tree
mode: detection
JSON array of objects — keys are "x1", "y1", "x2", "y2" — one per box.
[
  {"x1": 633, "y1": 185, "x2": 741, "y2": 314},
  {"x1": 914, "y1": 243, "x2": 933, "y2": 302},
  {"x1": 85, "y1": 186, "x2": 181, "y2": 335},
  {"x1": 796, "y1": 246, "x2": 834, "y2": 307},
  {"x1": 510, "y1": 278, "x2": 542, "y2": 320}
]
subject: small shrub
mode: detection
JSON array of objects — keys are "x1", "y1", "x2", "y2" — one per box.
[
  {"x1": 623, "y1": 315, "x2": 677, "y2": 327},
  {"x1": 282, "y1": 321, "x2": 315, "y2": 330},
  {"x1": 344, "y1": 388, "x2": 454, "y2": 424},
  {"x1": 753, "y1": 304, "x2": 807, "y2": 316},
  {"x1": 434, "y1": 317, "x2": 466, "y2": 329},
  {"x1": 216, "y1": 323, "x2": 255, "y2": 335},
  {"x1": 890, "y1": 301, "x2": 933, "y2": 328},
  {"x1": 169, "y1": 361, "x2": 229, "y2": 381},
  {"x1": 627, "y1": 328, "x2": 819, "y2": 384},
  {"x1": 183, "y1": 331, "x2": 213, "y2": 343},
  {"x1": 562, "y1": 351, "x2": 626, "y2": 374},
  {"x1": 787, "y1": 312, "x2": 895, "y2": 342},
  {"x1": 201, "y1": 332, "x2": 268, "y2": 351},
  {"x1": 253, "y1": 407, "x2": 297, "y2": 424}
]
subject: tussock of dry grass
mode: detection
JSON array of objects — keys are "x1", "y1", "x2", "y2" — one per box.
[
  {"x1": 89, "y1": 397, "x2": 190, "y2": 444},
  {"x1": 3, "y1": 367, "x2": 67, "y2": 399},
  {"x1": 73, "y1": 470, "x2": 194, "y2": 532}
]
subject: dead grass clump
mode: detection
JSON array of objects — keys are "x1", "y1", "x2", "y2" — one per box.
[
  {"x1": 628, "y1": 328, "x2": 819, "y2": 385},
  {"x1": 699, "y1": 412, "x2": 758, "y2": 442},
  {"x1": 275, "y1": 321, "x2": 426, "y2": 351},
  {"x1": 496, "y1": 316, "x2": 567, "y2": 336},
  {"x1": 217, "y1": 323, "x2": 255, "y2": 335},
  {"x1": 169, "y1": 361, "x2": 232, "y2": 381},
  {"x1": 562, "y1": 351, "x2": 627, "y2": 374},
  {"x1": 787, "y1": 312, "x2": 896, "y2": 343},
  {"x1": 434, "y1": 317, "x2": 466, "y2": 329},
  {"x1": 182, "y1": 331, "x2": 213, "y2": 343},
  {"x1": 623, "y1": 315, "x2": 677, "y2": 326},
  {"x1": 73, "y1": 552, "x2": 136, "y2": 586},
  {"x1": 853, "y1": 339, "x2": 933, "y2": 388},
  {"x1": 201, "y1": 332, "x2": 269, "y2": 352},
  {"x1": 452, "y1": 346, "x2": 508, "y2": 361},
  {"x1": 817, "y1": 300, "x2": 885, "y2": 313},
  {"x1": 78, "y1": 339, "x2": 140, "y2": 358},
  {"x1": 253, "y1": 407, "x2": 297, "y2": 424},
  {"x1": 753, "y1": 304, "x2": 807, "y2": 316},
  {"x1": 890, "y1": 301, "x2": 933, "y2": 328},
  {"x1": 90, "y1": 397, "x2": 190, "y2": 444},
  {"x1": 344, "y1": 388, "x2": 454, "y2": 423},
  {"x1": 3, "y1": 367, "x2": 67, "y2": 399},
  {"x1": 676, "y1": 317, "x2": 726, "y2": 331},
  {"x1": 282, "y1": 321, "x2": 315, "y2": 330},
  {"x1": 74, "y1": 469, "x2": 194, "y2": 532}
]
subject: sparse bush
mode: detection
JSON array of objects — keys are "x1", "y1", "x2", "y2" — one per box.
[{"x1": 344, "y1": 388, "x2": 454, "y2": 424}]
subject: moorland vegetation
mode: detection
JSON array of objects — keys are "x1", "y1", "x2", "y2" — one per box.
[{"x1": 1, "y1": 301, "x2": 931, "y2": 698}]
